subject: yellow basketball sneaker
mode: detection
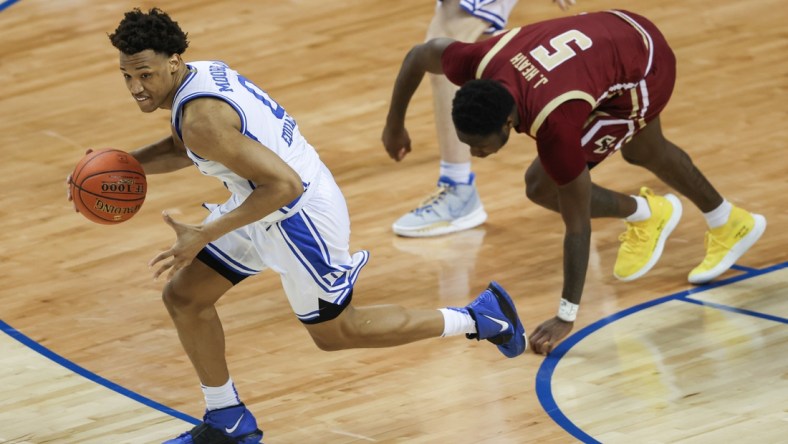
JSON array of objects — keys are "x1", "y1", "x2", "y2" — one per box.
[
  {"x1": 614, "y1": 187, "x2": 683, "y2": 282},
  {"x1": 688, "y1": 206, "x2": 766, "y2": 284}
]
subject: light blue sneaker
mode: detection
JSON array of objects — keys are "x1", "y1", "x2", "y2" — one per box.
[
  {"x1": 463, "y1": 281, "x2": 526, "y2": 358},
  {"x1": 163, "y1": 403, "x2": 263, "y2": 444},
  {"x1": 392, "y1": 174, "x2": 487, "y2": 237}
]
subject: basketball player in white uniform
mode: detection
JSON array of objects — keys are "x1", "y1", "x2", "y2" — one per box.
[{"x1": 78, "y1": 8, "x2": 528, "y2": 444}]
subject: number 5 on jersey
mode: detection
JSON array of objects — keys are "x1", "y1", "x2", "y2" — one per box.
[{"x1": 530, "y1": 30, "x2": 592, "y2": 72}]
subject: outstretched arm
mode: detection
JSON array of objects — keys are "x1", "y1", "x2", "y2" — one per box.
[
  {"x1": 382, "y1": 38, "x2": 456, "y2": 161},
  {"x1": 529, "y1": 168, "x2": 591, "y2": 355},
  {"x1": 528, "y1": 100, "x2": 593, "y2": 355}
]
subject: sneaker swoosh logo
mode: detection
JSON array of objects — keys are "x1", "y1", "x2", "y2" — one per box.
[
  {"x1": 482, "y1": 314, "x2": 509, "y2": 333},
  {"x1": 225, "y1": 413, "x2": 244, "y2": 434}
]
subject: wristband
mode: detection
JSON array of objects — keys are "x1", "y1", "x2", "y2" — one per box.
[{"x1": 557, "y1": 298, "x2": 578, "y2": 322}]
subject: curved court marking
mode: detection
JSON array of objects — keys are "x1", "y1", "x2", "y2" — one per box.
[
  {"x1": 0, "y1": 319, "x2": 200, "y2": 426},
  {"x1": 535, "y1": 261, "x2": 788, "y2": 444},
  {"x1": 0, "y1": 0, "x2": 20, "y2": 12}
]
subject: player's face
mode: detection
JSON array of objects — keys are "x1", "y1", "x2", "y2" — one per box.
[
  {"x1": 458, "y1": 127, "x2": 511, "y2": 158},
  {"x1": 119, "y1": 50, "x2": 181, "y2": 113}
]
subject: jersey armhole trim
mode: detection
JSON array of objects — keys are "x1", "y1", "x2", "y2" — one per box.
[
  {"x1": 173, "y1": 92, "x2": 248, "y2": 141},
  {"x1": 528, "y1": 90, "x2": 595, "y2": 136},
  {"x1": 475, "y1": 27, "x2": 522, "y2": 79}
]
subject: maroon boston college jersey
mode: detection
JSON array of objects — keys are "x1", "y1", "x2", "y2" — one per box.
[
  {"x1": 442, "y1": 10, "x2": 656, "y2": 138},
  {"x1": 441, "y1": 10, "x2": 677, "y2": 184}
]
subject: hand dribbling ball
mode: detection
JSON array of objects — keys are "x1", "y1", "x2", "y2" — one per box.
[{"x1": 70, "y1": 148, "x2": 147, "y2": 224}]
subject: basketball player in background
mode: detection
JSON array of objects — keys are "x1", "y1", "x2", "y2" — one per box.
[
  {"x1": 67, "y1": 8, "x2": 528, "y2": 444},
  {"x1": 382, "y1": 10, "x2": 766, "y2": 355},
  {"x1": 388, "y1": 0, "x2": 577, "y2": 237}
]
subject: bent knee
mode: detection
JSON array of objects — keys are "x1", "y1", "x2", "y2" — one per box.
[
  {"x1": 621, "y1": 145, "x2": 651, "y2": 166},
  {"x1": 305, "y1": 309, "x2": 372, "y2": 352},
  {"x1": 162, "y1": 282, "x2": 186, "y2": 308},
  {"x1": 162, "y1": 281, "x2": 212, "y2": 314},
  {"x1": 310, "y1": 334, "x2": 346, "y2": 352},
  {"x1": 524, "y1": 162, "x2": 555, "y2": 204},
  {"x1": 308, "y1": 326, "x2": 352, "y2": 352}
]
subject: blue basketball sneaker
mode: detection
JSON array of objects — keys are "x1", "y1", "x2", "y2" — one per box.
[
  {"x1": 163, "y1": 403, "x2": 263, "y2": 444},
  {"x1": 464, "y1": 281, "x2": 526, "y2": 358}
]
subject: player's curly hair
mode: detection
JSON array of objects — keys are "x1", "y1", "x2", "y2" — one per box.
[
  {"x1": 109, "y1": 8, "x2": 189, "y2": 55},
  {"x1": 452, "y1": 79, "x2": 515, "y2": 135}
]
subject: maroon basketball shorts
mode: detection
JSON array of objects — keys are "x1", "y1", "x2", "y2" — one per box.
[{"x1": 581, "y1": 14, "x2": 677, "y2": 167}]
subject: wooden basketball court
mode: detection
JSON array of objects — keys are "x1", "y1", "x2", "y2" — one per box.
[{"x1": 1, "y1": 0, "x2": 785, "y2": 442}]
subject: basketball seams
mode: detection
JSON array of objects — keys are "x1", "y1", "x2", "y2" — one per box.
[
  {"x1": 71, "y1": 148, "x2": 127, "y2": 183},
  {"x1": 70, "y1": 148, "x2": 147, "y2": 224}
]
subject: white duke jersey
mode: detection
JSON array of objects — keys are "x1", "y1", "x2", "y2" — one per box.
[{"x1": 170, "y1": 61, "x2": 322, "y2": 221}]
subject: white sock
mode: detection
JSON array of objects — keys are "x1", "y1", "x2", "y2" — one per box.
[
  {"x1": 439, "y1": 161, "x2": 472, "y2": 184},
  {"x1": 439, "y1": 308, "x2": 476, "y2": 337},
  {"x1": 202, "y1": 377, "x2": 241, "y2": 411},
  {"x1": 625, "y1": 196, "x2": 651, "y2": 222},
  {"x1": 703, "y1": 199, "x2": 732, "y2": 229}
]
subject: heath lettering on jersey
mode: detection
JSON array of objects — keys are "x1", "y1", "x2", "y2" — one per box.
[
  {"x1": 510, "y1": 53, "x2": 549, "y2": 89},
  {"x1": 209, "y1": 63, "x2": 233, "y2": 92}
]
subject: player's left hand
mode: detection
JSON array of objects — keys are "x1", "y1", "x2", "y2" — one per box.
[
  {"x1": 529, "y1": 316, "x2": 574, "y2": 355},
  {"x1": 149, "y1": 211, "x2": 210, "y2": 281}
]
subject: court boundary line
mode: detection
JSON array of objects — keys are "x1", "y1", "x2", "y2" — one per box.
[
  {"x1": 535, "y1": 261, "x2": 787, "y2": 444},
  {"x1": 0, "y1": 319, "x2": 201, "y2": 426},
  {"x1": 0, "y1": 0, "x2": 21, "y2": 12}
]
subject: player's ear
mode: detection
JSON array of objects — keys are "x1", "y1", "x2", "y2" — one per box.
[
  {"x1": 168, "y1": 54, "x2": 181, "y2": 73},
  {"x1": 504, "y1": 115, "x2": 515, "y2": 131}
]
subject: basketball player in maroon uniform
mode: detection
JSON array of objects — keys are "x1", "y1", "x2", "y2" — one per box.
[{"x1": 382, "y1": 10, "x2": 766, "y2": 354}]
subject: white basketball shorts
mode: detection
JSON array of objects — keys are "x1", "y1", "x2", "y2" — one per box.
[
  {"x1": 197, "y1": 164, "x2": 369, "y2": 324},
  {"x1": 439, "y1": 0, "x2": 519, "y2": 33}
]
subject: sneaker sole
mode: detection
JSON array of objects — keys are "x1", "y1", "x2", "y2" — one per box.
[
  {"x1": 392, "y1": 206, "x2": 487, "y2": 238},
  {"x1": 614, "y1": 194, "x2": 683, "y2": 282},
  {"x1": 487, "y1": 281, "x2": 527, "y2": 358},
  {"x1": 688, "y1": 213, "x2": 767, "y2": 284}
]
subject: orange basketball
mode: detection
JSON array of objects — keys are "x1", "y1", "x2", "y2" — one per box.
[{"x1": 70, "y1": 148, "x2": 147, "y2": 225}]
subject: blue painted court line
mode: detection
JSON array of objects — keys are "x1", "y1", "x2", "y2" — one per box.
[
  {"x1": 681, "y1": 297, "x2": 788, "y2": 324},
  {"x1": 536, "y1": 261, "x2": 787, "y2": 444},
  {"x1": 0, "y1": 319, "x2": 200, "y2": 426},
  {"x1": 0, "y1": 0, "x2": 21, "y2": 12},
  {"x1": 730, "y1": 264, "x2": 758, "y2": 273}
]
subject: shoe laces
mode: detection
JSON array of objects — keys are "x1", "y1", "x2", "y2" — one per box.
[
  {"x1": 413, "y1": 183, "x2": 451, "y2": 214},
  {"x1": 618, "y1": 223, "x2": 650, "y2": 254},
  {"x1": 703, "y1": 230, "x2": 730, "y2": 255}
]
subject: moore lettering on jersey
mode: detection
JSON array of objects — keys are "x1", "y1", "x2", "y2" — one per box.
[{"x1": 209, "y1": 62, "x2": 233, "y2": 92}]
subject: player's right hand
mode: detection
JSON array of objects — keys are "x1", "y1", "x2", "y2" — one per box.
[
  {"x1": 381, "y1": 124, "x2": 412, "y2": 161},
  {"x1": 66, "y1": 149, "x2": 93, "y2": 210},
  {"x1": 65, "y1": 174, "x2": 74, "y2": 204},
  {"x1": 529, "y1": 316, "x2": 574, "y2": 355}
]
